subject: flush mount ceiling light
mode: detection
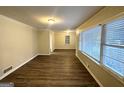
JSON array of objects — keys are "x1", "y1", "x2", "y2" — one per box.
[
  {"x1": 36, "y1": 16, "x2": 62, "y2": 24},
  {"x1": 48, "y1": 19, "x2": 55, "y2": 24}
]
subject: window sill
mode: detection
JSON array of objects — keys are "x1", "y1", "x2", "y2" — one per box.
[{"x1": 79, "y1": 50, "x2": 100, "y2": 65}]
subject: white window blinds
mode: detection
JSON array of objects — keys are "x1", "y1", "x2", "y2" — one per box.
[
  {"x1": 79, "y1": 26, "x2": 102, "y2": 61},
  {"x1": 79, "y1": 17, "x2": 124, "y2": 77},
  {"x1": 103, "y1": 17, "x2": 124, "y2": 76}
]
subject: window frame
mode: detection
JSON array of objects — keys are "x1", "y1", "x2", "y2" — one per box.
[{"x1": 78, "y1": 14, "x2": 124, "y2": 83}]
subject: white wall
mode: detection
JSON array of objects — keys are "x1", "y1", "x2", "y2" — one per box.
[{"x1": 0, "y1": 15, "x2": 38, "y2": 77}]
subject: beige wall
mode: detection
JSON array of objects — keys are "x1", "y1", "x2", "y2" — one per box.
[
  {"x1": 54, "y1": 31, "x2": 76, "y2": 49},
  {"x1": 0, "y1": 15, "x2": 38, "y2": 77},
  {"x1": 76, "y1": 6, "x2": 124, "y2": 86},
  {"x1": 38, "y1": 30, "x2": 50, "y2": 54}
]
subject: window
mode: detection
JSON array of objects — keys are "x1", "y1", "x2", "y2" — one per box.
[
  {"x1": 79, "y1": 17, "x2": 124, "y2": 77},
  {"x1": 103, "y1": 17, "x2": 124, "y2": 76},
  {"x1": 65, "y1": 35, "x2": 70, "y2": 44},
  {"x1": 79, "y1": 26, "x2": 102, "y2": 61}
]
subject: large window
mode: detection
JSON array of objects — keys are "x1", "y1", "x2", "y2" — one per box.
[
  {"x1": 79, "y1": 26, "x2": 102, "y2": 61},
  {"x1": 103, "y1": 18, "x2": 124, "y2": 76},
  {"x1": 79, "y1": 17, "x2": 124, "y2": 77}
]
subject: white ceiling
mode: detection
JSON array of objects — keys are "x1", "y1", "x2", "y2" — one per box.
[{"x1": 0, "y1": 6, "x2": 103, "y2": 31}]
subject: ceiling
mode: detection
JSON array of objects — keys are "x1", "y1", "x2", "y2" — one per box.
[{"x1": 0, "y1": 6, "x2": 103, "y2": 31}]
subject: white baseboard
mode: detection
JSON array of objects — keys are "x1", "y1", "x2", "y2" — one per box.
[
  {"x1": 76, "y1": 54, "x2": 103, "y2": 87},
  {"x1": 51, "y1": 49, "x2": 55, "y2": 52},
  {"x1": 0, "y1": 53, "x2": 39, "y2": 80},
  {"x1": 54, "y1": 48, "x2": 76, "y2": 50},
  {"x1": 38, "y1": 53, "x2": 50, "y2": 55}
]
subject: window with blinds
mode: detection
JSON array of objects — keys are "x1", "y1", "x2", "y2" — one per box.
[
  {"x1": 79, "y1": 16, "x2": 124, "y2": 77},
  {"x1": 103, "y1": 17, "x2": 124, "y2": 76},
  {"x1": 79, "y1": 26, "x2": 102, "y2": 61}
]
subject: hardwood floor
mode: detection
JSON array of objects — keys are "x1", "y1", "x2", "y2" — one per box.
[{"x1": 0, "y1": 49, "x2": 99, "y2": 87}]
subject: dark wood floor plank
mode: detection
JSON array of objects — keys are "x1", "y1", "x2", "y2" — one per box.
[{"x1": 0, "y1": 49, "x2": 99, "y2": 87}]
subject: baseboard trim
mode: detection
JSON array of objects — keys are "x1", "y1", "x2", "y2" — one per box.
[
  {"x1": 38, "y1": 53, "x2": 50, "y2": 55},
  {"x1": 76, "y1": 54, "x2": 103, "y2": 87},
  {"x1": 54, "y1": 49, "x2": 76, "y2": 50},
  {"x1": 0, "y1": 53, "x2": 39, "y2": 80}
]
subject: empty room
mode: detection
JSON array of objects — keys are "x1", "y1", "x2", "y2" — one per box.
[{"x1": 0, "y1": 6, "x2": 124, "y2": 87}]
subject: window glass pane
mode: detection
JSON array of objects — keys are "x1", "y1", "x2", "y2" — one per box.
[
  {"x1": 103, "y1": 46, "x2": 124, "y2": 76},
  {"x1": 80, "y1": 26, "x2": 101, "y2": 61}
]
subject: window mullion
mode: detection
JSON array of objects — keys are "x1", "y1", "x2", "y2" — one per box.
[{"x1": 100, "y1": 24, "x2": 106, "y2": 64}]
